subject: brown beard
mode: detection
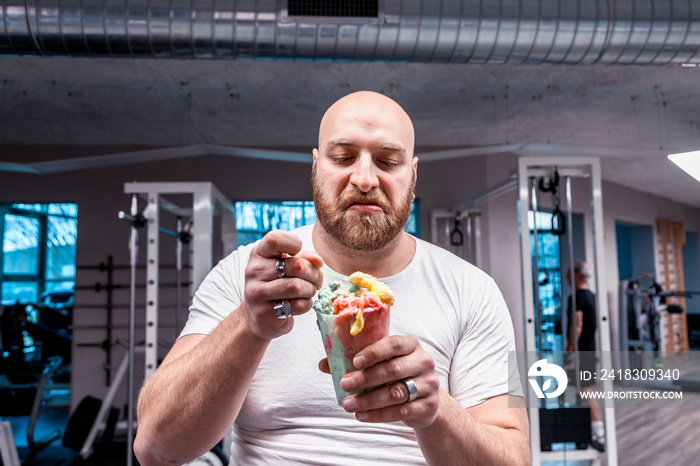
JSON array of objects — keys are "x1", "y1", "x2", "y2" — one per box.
[{"x1": 312, "y1": 164, "x2": 415, "y2": 251}]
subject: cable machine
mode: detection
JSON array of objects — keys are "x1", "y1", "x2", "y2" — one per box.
[
  {"x1": 121, "y1": 182, "x2": 236, "y2": 376},
  {"x1": 112, "y1": 182, "x2": 236, "y2": 466},
  {"x1": 619, "y1": 275, "x2": 700, "y2": 389},
  {"x1": 517, "y1": 157, "x2": 617, "y2": 466},
  {"x1": 430, "y1": 209, "x2": 482, "y2": 267},
  {"x1": 430, "y1": 174, "x2": 517, "y2": 267}
]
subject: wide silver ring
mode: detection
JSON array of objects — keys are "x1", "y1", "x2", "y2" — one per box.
[
  {"x1": 401, "y1": 378, "x2": 418, "y2": 403},
  {"x1": 273, "y1": 299, "x2": 292, "y2": 319},
  {"x1": 276, "y1": 258, "x2": 286, "y2": 278}
]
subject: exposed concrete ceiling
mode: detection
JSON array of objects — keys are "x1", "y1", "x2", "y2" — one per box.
[{"x1": 1, "y1": 57, "x2": 699, "y2": 207}]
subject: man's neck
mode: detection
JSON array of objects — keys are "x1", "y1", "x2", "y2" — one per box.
[{"x1": 312, "y1": 223, "x2": 416, "y2": 278}]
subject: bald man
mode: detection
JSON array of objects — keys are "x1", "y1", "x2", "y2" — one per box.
[{"x1": 135, "y1": 91, "x2": 529, "y2": 465}]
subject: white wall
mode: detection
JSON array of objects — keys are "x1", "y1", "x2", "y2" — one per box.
[{"x1": 481, "y1": 154, "x2": 524, "y2": 348}]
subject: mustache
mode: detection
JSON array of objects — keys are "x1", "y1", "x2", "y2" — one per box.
[{"x1": 340, "y1": 188, "x2": 391, "y2": 211}]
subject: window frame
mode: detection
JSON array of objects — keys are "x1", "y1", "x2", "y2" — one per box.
[
  {"x1": 0, "y1": 203, "x2": 77, "y2": 305},
  {"x1": 529, "y1": 209, "x2": 563, "y2": 353}
]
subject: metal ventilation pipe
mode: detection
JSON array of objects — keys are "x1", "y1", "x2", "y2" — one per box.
[{"x1": 1, "y1": 0, "x2": 699, "y2": 64}]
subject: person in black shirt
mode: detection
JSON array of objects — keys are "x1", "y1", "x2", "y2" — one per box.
[{"x1": 566, "y1": 261, "x2": 605, "y2": 451}]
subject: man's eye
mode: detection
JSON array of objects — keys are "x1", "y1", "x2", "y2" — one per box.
[
  {"x1": 379, "y1": 160, "x2": 399, "y2": 168},
  {"x1": 333, "y1": 155, "x2": 354, "y2": 163}
]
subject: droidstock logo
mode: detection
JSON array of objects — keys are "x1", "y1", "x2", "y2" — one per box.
[{"x1": 528, "y1": 359, "x2": 568, "y2": 399}]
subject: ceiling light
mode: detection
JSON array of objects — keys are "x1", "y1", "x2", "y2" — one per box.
[{"x1": 668, "y1": 150, "x2": 700, "y2": 182}]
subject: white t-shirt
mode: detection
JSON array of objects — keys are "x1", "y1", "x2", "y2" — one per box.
[{"x1": 182, "y1": 224, "x2": 517, "y2": 465}]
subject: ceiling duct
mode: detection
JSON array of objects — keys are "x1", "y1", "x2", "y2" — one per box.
[{"x1": 1, "y1": 0, "x2": 699, "y2": 64}]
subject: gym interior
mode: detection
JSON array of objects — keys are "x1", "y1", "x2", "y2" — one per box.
[{"x1": 1, "y1": 3, "x2": 700, "y2": 466}]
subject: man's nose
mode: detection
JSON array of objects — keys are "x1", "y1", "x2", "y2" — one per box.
[{"x1": 349, "y1": 154, "x2": 379, "y2": 193}]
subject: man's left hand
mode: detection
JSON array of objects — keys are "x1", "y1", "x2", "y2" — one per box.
[{"x1": 320, "y1": 335, "x2": 440, "y2": 429}]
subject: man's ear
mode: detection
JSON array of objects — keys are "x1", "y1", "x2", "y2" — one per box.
[{"x1": 313, "y1": 148, "x2": 319, "y2": 164}]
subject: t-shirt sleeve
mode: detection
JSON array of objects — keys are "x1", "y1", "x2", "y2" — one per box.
[
  {"x1": 179, "y1": 244, "x2": 251, "y2": 338},
  {"x1": 449, "y1": 276, "x2": 521, "y2": 408},
  {"x1": 582, "y1": 291, "x2": 597, "y2": 330}
]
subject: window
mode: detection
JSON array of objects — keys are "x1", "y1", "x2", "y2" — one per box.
[
  {"x1": 1, "y1": 203, "x2": 78, "y2": 305},
  {"x1": 235, "y1": 200, "x2": 420, "y2": 247},
  {"x1": 529, "y1": 210, "x2": 562, "y2": 352}
]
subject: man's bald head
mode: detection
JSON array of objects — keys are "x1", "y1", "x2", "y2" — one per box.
[
  {"x1": 317, "y1": 91, "x2": 415, "y2": 157},
  {"x1": 312, "y1": 91, "x2": 418, "y2": 252}
]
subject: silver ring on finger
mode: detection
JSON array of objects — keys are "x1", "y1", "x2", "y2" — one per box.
[
  {"x1": 401, "y1": 377, "x2": 418, "y2": 403},
  {"x1": 273, "y1": 299, "x2": 292, "y2": 319},
  {"x1": 276, "y1": 258, "x2": 286, "y2": 278}
]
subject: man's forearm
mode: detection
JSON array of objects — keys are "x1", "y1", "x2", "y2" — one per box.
[
  {"x1": 135, "y1": 306, "x2": 269, "y2": 465},
  {"x1": 414, "y1": 391, "x2": 530, "y2": 466}
]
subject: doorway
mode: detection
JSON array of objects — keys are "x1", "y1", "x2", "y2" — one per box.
[{"x1": 615, "y1": 221, "x2": 655, "y2": 281}]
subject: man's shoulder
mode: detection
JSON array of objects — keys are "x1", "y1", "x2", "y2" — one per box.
[
  {"x1": 578, "y1": 288, "x2": 596, "y2": 304},
  {"x1": 407, "y1": 237, "x2": 499, "y2": 301},
  {"x1": 413, "y1": 236, "x2": 488, "y2": 278}
]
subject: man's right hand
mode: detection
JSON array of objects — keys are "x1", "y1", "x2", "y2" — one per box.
[{"x1": 243, "y1": 230, "x2": 324, "y2": 340}]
